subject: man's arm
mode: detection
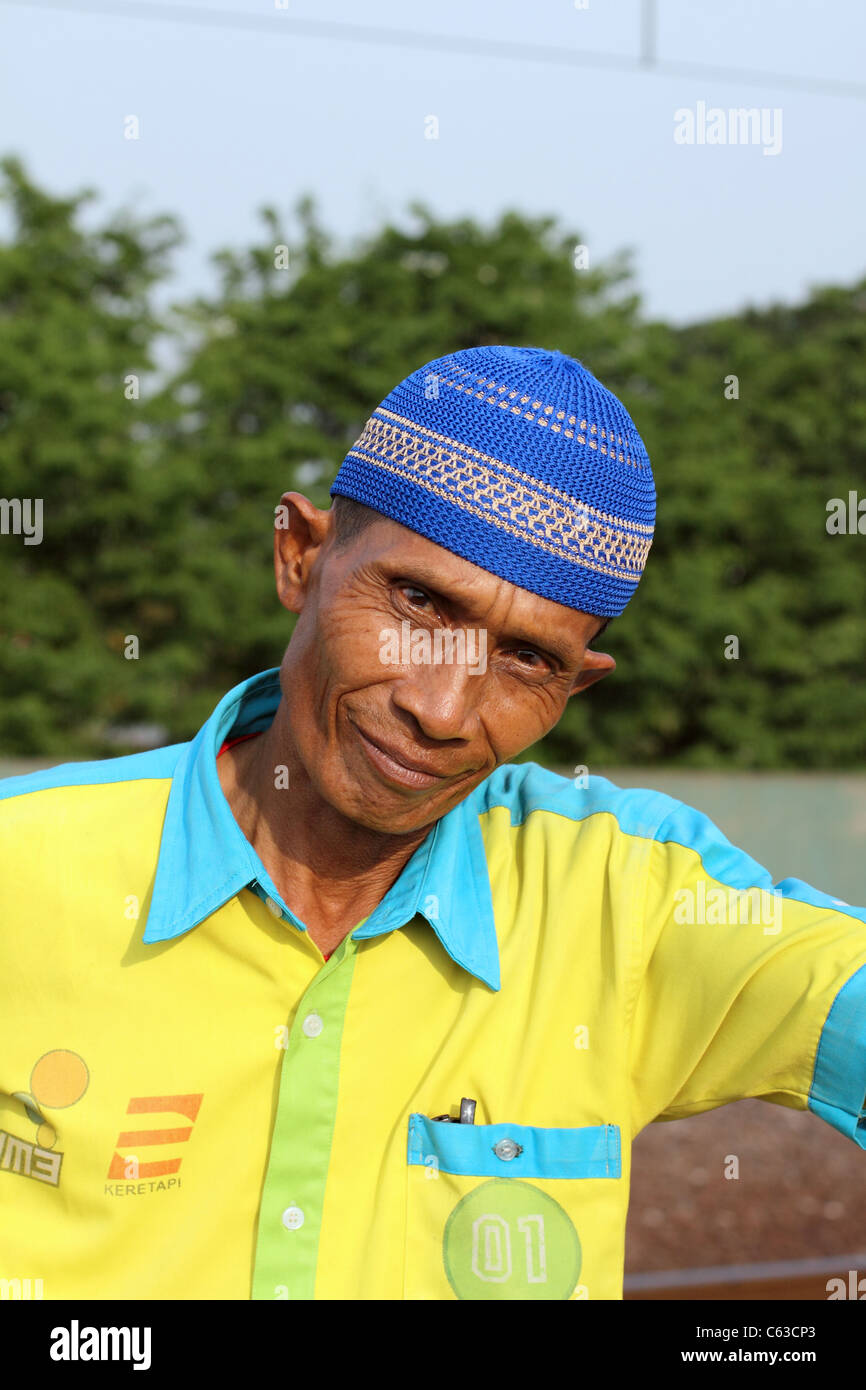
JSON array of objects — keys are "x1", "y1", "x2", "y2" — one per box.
[{"x1": 626, "y1": 797, "x2": 866, "y2": 1144}]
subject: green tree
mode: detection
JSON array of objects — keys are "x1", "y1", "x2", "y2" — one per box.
[
  {"x1": 556, "y1": 285, "x2": 866, "y2": 768},
  {"x1": 0, "y1": 157, "x2": 183, "y2": 752},
  {"x1": 2, "y1": 159, "x2": 864, "y2": 768}
]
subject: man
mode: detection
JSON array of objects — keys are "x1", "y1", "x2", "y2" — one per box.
[{"x1": 1, "y1": 344, "x2": 864, "y2": 1302}]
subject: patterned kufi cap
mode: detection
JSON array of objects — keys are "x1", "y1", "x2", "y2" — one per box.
[{"x1": 330, "y1": 345, "x2": 655, "y2": 617}]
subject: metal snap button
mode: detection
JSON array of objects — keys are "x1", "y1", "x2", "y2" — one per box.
[{"x1": 493, "y1": 1138, "x2": 523, "y2": 1161}]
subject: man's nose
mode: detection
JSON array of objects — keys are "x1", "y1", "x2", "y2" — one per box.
[{"x1": 390, "y1": 661, "x2": 483, "y2": 743}]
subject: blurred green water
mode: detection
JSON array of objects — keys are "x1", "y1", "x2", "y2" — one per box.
[{"x1": 584, "y1": 769, "x2": 866, "y2": 908}]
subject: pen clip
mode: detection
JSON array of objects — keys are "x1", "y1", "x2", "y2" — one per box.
[{"x1": 431, "y1": 1096, "x2": 477, "y2": 1124}]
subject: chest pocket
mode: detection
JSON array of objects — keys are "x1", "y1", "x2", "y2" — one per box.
[{"x1": 404, "y1": 1113, "x2": 621, "y2": 1300}]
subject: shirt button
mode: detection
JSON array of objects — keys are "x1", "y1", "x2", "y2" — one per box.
[
  {"x1": 493, "y1": 1138, "x2": 522, "y2": 1161},
  {"x1": 302, "y1": 1012, "x2": 323, "y2": 1038},
  {"x1": 281, "y1": 1206, "x2": 304, "y2": 1230},
  {"x1": 265, "y1": 897, "x2": 283, "y2": 919}
]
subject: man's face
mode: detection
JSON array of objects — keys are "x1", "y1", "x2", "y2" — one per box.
[{"x1": 275, "y1": 495, "x2": 615, "y2": 836}]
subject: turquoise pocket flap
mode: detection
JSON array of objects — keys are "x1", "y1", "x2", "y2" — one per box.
[{"x1": 407, "y1": 1115, "x2": 621, "y2": 1179}]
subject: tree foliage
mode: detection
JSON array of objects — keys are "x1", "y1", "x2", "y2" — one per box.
[{"x1": 1, "y1": 159, "x2": 864, "y2": 766}]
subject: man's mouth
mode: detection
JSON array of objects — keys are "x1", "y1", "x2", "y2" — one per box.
[{"x1": 349, "y1": 721, "x2": 452, "y2": 790}]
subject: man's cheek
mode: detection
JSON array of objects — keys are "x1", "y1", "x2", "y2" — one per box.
[{"x1": 325, "y1": 616, "x2": 398, "y2": 679}]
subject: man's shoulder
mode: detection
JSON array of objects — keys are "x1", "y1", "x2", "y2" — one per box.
[
  {"x1": 0, "y1": 743, "x2": 186, "y2": 829},
  {"x1": 469, "y1": 761, "x2": 685, "y2": 841}
]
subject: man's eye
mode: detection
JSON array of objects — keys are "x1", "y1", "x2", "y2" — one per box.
[
  {"x1": 513, "y1": 648, "x2": 545, "y2": 669},
  {"x1": 401, "y1": 586, "x2": 433, "y2": 609}
]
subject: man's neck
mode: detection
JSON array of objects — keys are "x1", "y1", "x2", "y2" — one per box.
[{"x1": 215, "y1": 701, "x2": 431, "y2": 955}]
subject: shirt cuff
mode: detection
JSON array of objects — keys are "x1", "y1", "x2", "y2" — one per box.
[{"x1": 809, "y1": 960, "x2": 866, "y2": 1149}]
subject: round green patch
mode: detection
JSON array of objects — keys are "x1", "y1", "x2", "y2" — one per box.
[{"x1": 443, "y1": 1179, "x2": 581, "y2": 1300}]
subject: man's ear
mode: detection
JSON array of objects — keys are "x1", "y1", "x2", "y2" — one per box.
[
  {"x1": 570, "y1": 646, "x2": 616, "y2": 695},
  {"x1": 273, "y1": 491, "x2": 332, "y2": 615}
]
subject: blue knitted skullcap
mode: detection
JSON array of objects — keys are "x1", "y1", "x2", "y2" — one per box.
[{"x1": 329, "y1": 345, "x2": 655, "y2": 617}]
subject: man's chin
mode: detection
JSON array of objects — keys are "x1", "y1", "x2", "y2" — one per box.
[
  {"x1": 321, "y1": 761, "x2": 480, "y2": 837},
  {"x1": 331, "y1": 782, "x2": 457, "y2": 837},
  {"x1": 309, "y1": 734, "x2": 491, "y2": 834}
]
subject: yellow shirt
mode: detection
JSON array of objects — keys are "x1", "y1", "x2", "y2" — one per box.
[{"x1": 1, "y1": 669, "x2": 865, "y2": 1300}]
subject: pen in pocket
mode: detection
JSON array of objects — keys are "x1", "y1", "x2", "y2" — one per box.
[{"x1": 431, "y1": 1097, "x2": 477, "y2": 1124}]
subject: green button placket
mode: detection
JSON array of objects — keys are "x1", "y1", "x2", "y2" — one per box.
[{"x1": 251, "y1": 934, "x2": 359, "y2": 1299}]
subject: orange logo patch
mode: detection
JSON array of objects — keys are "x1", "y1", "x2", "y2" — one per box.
[{"x1": 107, "y1": 1094, "x2": 203, "y2": 1179}]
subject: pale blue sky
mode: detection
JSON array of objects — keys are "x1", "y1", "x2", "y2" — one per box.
[{"x1": 2, "y1": 0, "x2": 864, "y2": 325}]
